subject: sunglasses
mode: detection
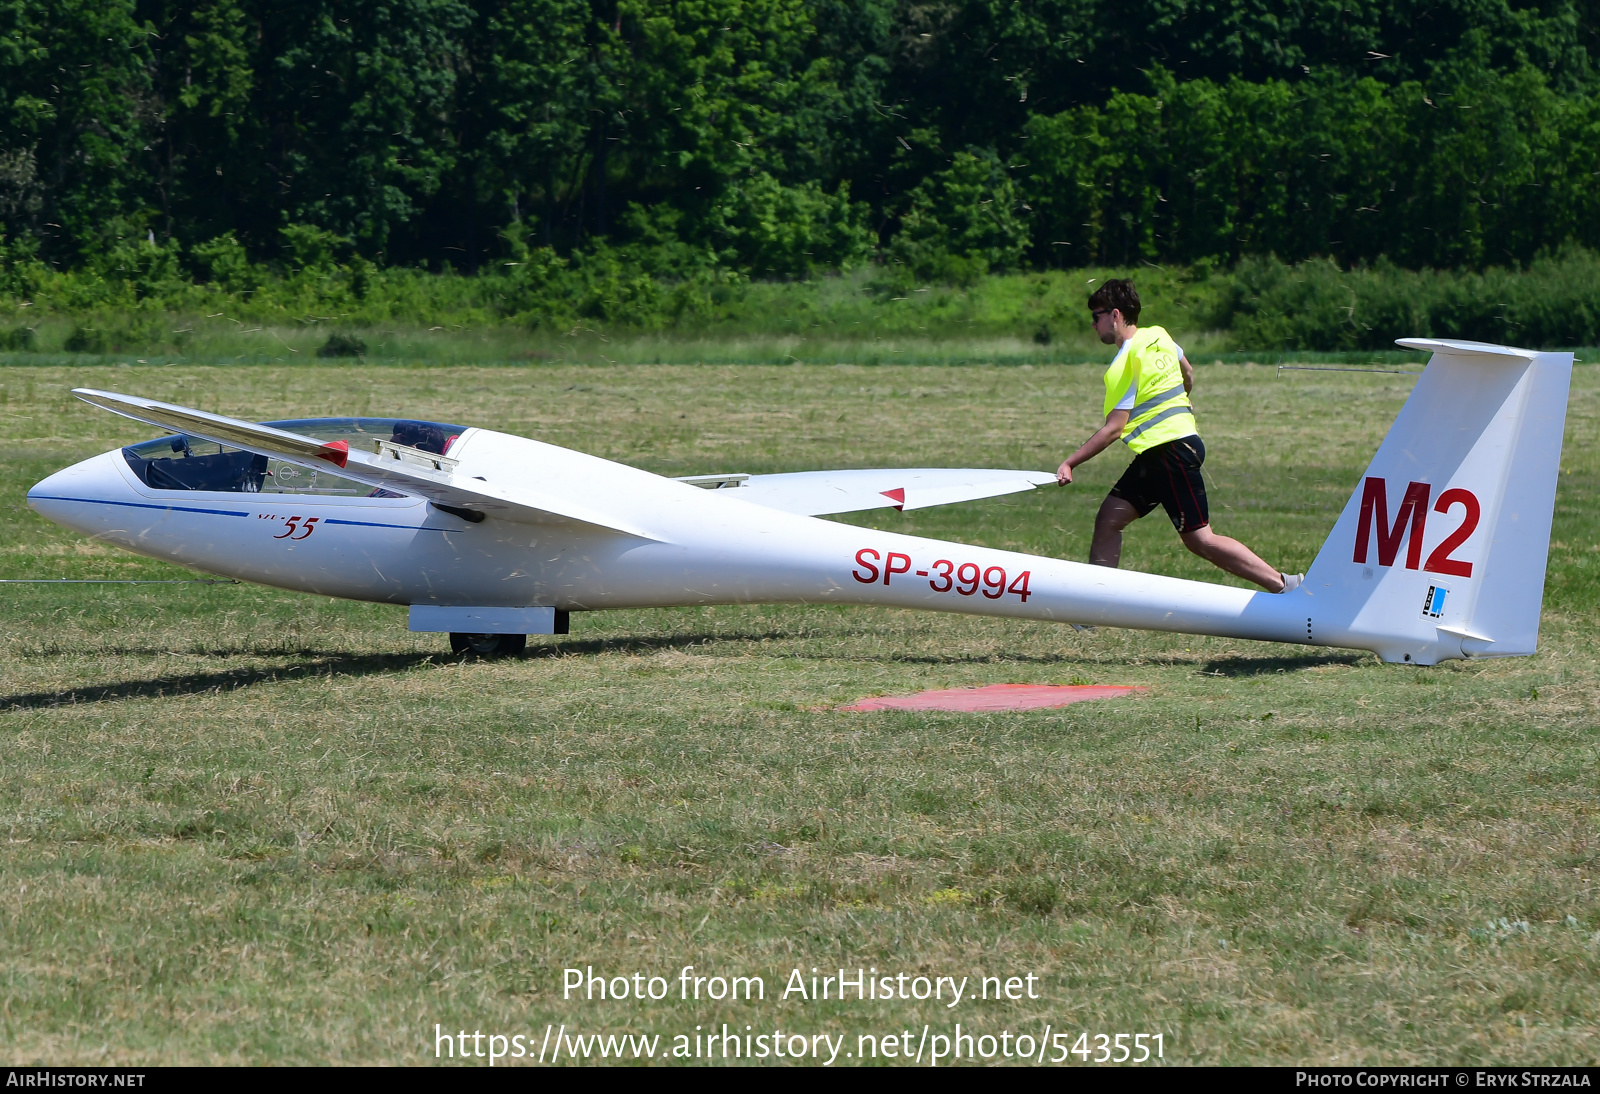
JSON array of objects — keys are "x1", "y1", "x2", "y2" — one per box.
[{"x1": 1091, "y1": 308, "x2": 1114, "y2": 321}]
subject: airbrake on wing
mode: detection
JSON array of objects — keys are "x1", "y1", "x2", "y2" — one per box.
[{"x1": 677, "y1": 467, "x2": 1058, "y2": 516}]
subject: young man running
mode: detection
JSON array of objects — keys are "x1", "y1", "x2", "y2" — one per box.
[{"x1": 1055, "y1": 278, "x2": 1301, "y2": 593}]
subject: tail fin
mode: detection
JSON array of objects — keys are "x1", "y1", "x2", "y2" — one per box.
[{"x1": 1302, "y1": 339, "x2": 1573, "y2": 664}]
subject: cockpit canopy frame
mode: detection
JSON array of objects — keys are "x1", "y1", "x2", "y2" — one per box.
[{"x1": 121, "y1": 416, "x2": 468, "y2": 494}]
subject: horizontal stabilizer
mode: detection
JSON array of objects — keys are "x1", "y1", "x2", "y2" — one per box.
[
  {"x1": 73, "y1": 389, "x2": 657, "y2": 539},
  {"x1": 686, "y1": 467, "x2": 1058, "y2": 516}
]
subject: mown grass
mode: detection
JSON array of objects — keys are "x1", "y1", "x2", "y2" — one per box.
[{"x1": 0, "y1": 357, "x2": 1597, "y2": 1065}]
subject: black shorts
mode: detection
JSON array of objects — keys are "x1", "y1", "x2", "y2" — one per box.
[{"x1": 1107, "y1": 435, "x2": 1209, "y2": 532}]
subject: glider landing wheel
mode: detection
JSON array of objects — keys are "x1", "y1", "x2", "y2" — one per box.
[{"x1": 449, "y1": 632, "x2": 526, "y2": 658}]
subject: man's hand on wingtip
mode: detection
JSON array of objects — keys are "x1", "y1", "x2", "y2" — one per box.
[{"x1": 1056, "y1": 460, "x2": 1074, "y2": 486}]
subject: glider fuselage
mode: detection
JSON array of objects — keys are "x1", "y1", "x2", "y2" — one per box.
[
  {"x1": 30, "y1": 430, "x2": 1295, "y2": 641},
  {"x1": 26, "y1": 337, "x2": 1576, "y2": 667}
]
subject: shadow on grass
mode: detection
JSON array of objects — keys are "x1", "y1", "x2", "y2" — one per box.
[
  {"x1": 1, "y1": 652, "x2": 443, "y2": 709},
  {"x1": 1198, "y1": 652, "x2": 1369, "y2": 676},
  {"x1": 525, "y1": 631, "x2": 811, "y2": 658},
  {"x1": 533, "y1": 634, "x2": 1107, "y2": 666},
  {"x1": 0, "y1": 634, "x2": 792, "y2": 707},
  {"x1": 2, "y1": 635, "x2": 1373, "y2": 709}
]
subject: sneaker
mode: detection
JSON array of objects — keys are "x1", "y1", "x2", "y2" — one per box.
[{"x1": 1279, "y1": 572, "x2": 1304, "y2": 593}]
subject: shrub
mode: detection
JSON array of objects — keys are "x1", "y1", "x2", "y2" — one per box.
[
  {"x1": 891, "y1": 151, "x2": 1030, "y2": 284},
  {"x1": 703, "y1": 175, "x2": 875, "y2": 278},
  {"x1": 281, "y1": 225, "x2": 349, "y2": 273},
  {"x1": 316, "y1": 332, "x2": 367, "y2": 358},
  {"x1": 64, "y1": 327, "x2": 110, "y2": 353},
  {"x1": 1216, "y1": 249, "x2": 1600, "y2": 350},
  {"x1": 191, "y1": 234, "x2": 262, "y2": 294},
  {"x1": 0, "y1": 325, "x2": 35, "y2": 350}
]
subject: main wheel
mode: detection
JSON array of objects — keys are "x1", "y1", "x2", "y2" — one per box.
[{"x1": 448, "y1": 632, "x2": 526, "y2": 658}]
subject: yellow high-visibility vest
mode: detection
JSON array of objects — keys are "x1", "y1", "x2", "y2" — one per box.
[{"x1": 1101, "y1": 325, "x2": 1196, "y2": 454}]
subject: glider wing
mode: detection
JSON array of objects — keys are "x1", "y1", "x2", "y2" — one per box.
[
  {"x1": 683, "y1": 467, "x2": 1059, "y2": 517},
  {"x1": 73, "y1": 388, "x2": 657, "y2": 538}
]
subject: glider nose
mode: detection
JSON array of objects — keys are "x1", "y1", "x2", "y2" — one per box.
[{"x1": 28, "y1": 449, "x2": 133, "y2": 535}]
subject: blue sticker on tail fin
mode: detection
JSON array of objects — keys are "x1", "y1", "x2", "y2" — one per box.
[{"x1": 1422, "y1": 585, "x2": 1448, "y2": 619}]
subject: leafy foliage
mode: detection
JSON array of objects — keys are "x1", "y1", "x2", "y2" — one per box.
[
  {"x1": 7, "y1": 244, "x2": 1600, "y2": 353},
  {"x1": 1024, "y1": 66, "x2": 1600, "y2": 269},
  {"x1": 890, "y1": 151, "x2": 1029, "y2": 285},
  {"x1": 702, "y1": 176, "x2": 874, "y2": 278},
  {"x1": 1216, "y1": 249, "x2": 1600, "y2": 350},
  {"x1": 0, "y1": 0, "x2": 1597, "y2": 287}
]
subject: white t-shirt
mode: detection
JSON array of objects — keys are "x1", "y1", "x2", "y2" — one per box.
[{"x1": 1111, "y1": 343, "x2": 1184, "y2": 411}]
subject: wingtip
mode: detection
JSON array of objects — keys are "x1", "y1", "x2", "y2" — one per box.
[{"x1": 71, "y1": 388, "x2": 155, "y2": 420}]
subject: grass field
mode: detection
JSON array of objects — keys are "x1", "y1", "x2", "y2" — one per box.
[{"x1": 1, "y1": 353, "x2": 1597, "y2": 1065}]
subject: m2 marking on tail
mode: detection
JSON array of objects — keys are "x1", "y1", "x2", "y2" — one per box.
[{"x1": 1353, "y1": 477, "x2": 1480, "y2": 577}]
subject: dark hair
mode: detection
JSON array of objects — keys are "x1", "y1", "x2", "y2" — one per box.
[{"x1": 1087, "y1": 279, "x2": 1140, "y2": 324}]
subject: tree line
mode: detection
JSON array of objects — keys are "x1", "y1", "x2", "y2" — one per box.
[{"x1": 1, "y1": 0, "x2": 1597, "y2": 283}]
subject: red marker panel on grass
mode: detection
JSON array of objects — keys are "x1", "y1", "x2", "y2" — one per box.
[{"x1": 838, "y1": 683, "x2": 1144, "y2": 713}]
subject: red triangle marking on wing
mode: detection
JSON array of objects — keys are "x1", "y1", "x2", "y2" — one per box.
[
  {"x1": 881, "y1": 487, "x2": 905, "y2": 511},
  {"x1": 317, "y1": 440, "x2": 350, "y2": 468}
]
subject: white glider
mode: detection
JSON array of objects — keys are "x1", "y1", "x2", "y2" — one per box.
[{"x1": 28, "y1": 338, "x2": 1571, "y2": 664}]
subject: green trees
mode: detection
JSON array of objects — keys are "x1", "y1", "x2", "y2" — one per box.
[
  {"x1": 1023, "y1": 65, "x2": 1600, "y2": 270},
  {"x1": 0, "y1": 0, "x2": 152, "y2": 260},
  {"x1": 703, "y1": 175, "x2": 873, "y2": 277},
  {"x1": 890, "y1": 152, "x2": 1028, "y2": 284},
  {"x1": 0, "y1": 0, "x2": 1597, "y2": 282}
]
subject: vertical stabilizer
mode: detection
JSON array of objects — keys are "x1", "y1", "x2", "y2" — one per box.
[{"x1": 1302, "y1": 339, "x2": 1572, "y2": 664}]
